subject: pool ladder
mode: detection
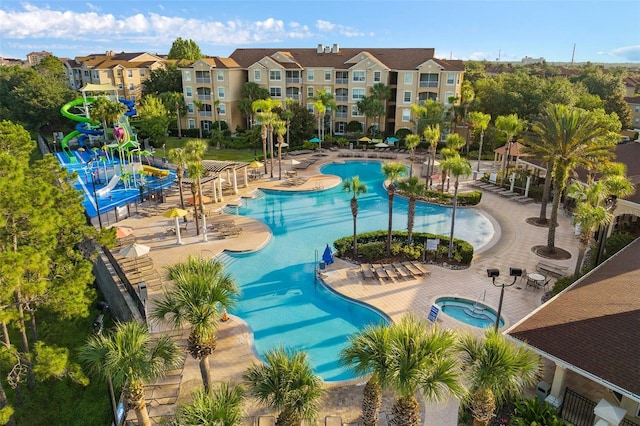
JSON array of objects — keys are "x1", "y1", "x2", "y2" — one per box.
[{"x1": 464, "y1": 290, "x2": 489, "y2": 318}]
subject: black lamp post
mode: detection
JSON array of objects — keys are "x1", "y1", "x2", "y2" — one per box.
[
  {"x1": 487, "y1": 267, "x2": 522, "y2": 330},
  {"x1": 90, "y1": 171, "x2": 103, "y2": 229}
]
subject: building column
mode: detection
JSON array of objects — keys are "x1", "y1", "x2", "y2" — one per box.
[
  {"x1": 217, "y1": 177, "x2": 224, "y2": 203},
  {"x1": 550, "y1": 364, "x2": 567, "y2": 399},
  {"x1": 232, "y1": 169, "x2": 238, "y2": 194},
  {"x1": 243, "y1": 167, "x2": 249, "y2": 188},
  {"x1": 211, "y1": 179, "x2": 218, "y2": 204}
]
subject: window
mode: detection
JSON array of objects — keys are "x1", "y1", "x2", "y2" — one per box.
[
  {"x1": 217, "y1": 70, "x2": 224, "y2": 81},
  {"x1": 351, "y1": 105, "x2": 364, "y2": 117},
  {"x1": 129, "y1": 95, "x2": 136, "y2": 103},
  {"x1": 188, "y1": 119, "x2": 195, "y2": 129},
  {"x1": 117, "y1": 69, "x2": 122, "y2": 76},
  {"x1": 127, "y1": 70, "x2": 133, "y2": 77},
  {"x1": 140, "y1": 69, "x2": 145, "y2": 77},
  {"x1": 218, "y1": 103, "x2": 226, "y2": 115},
  {"x1": 404, "y1": 72, "x2": 413, "y2": 84},
  {"x1": 403, "y1": 91, "x2": 412, "y2": 103},
  {"x1": 118, "y1": 83, "x2": 123, "y2": 90},
  {"x1": 402, "y1": 109, "x2": 410, "y2": 122},
  {"x1": 307, "y1": 86, "x2": 314, "y2": 97},
  {"x1": 352, "y1": 88, "x2": 365, "y2": 100},
  {"x1": 445, "y1": 91, "x2": 454, "y2": 104},
  {"x1": 269, "y1": 70, "x2": 281, "y2": 81},
  {"x1": 335, "y1": 71, "x2": 348, "y2": 84},
  {"x1": 254, "y1": 69, "x2": 261, "y2": 81},
  {"x1": 185, "y1": 71, "x2": 191, "y2": 81},
  {"x1": 352, "y1": 71, "x2": 365, "y2": 82},
  {"x1": 187, "y1": 103, "x2": 194, "y2": 113},
  {"x1": 307, "y1": 70, "x2": 314, "y2": 81},
  {"x1": 373, "y1": 71, "x2": 381, "y2": 82},
  {"x1": 336, "y1": 122, "x2": 346, "y2": 134},
  {"x1": 185, "y1": 87, "x2": 192, "y2": 97},
  {"x1": 324, "y1": 70, "x2": 331, "y2": 81},
  {"x1": 128, "y1": 83, "x2": 135, "y2": 91},
  {"x1": 83, "y1": 70, "x2": 90, "y2": 77},
  {"x1": 270, "y1": 87, "x2": 282, "y2": 97},
  {"x1": 307, "y1": 103, "x2": 314, "y2": 113},
  {"x1": 446, "y1": 73, "x2": 455, "y2": 85},
  {"x1": 635, "y1": 106, "x2": 640, "y2": 112},
  {"x1": 218, "y1": 87, "x2": 225, "y2": 98}
]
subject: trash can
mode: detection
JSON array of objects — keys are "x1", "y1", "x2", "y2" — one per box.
[
  {"x1": 536, "y1": 381, "x2": 551, "y2": 402},
  {"x1": 319, "y1": 261, "x2": 326, "y2": 271}
]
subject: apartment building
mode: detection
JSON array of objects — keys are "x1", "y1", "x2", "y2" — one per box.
[
  {"x1": 64, "y1": 51, "x2": 165, "y2": 104},
  {"x1": 177, "y1": 57, "x2": 245, "y2": 134},
  {"x1": 26, "y1": 50, "x2": 52, "y2": 65},
  {"x1": 229, "y1": 44, "x2": 465, "y2": 135}
]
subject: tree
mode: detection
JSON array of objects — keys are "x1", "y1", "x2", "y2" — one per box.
[
  {"x1": 440, "y1": 157, "x2": 472, "y2": 258},
  {"x1": 467, "y1": 112, "x2": 491, "y2": 173},
  {"x1": 90, "y1": 97, "x2": 127, "y2": 140},
  {"x1": 357, "y1": 97, "x2": 384, "y2": 138},
  {"x1": 193, "y1": 99, "x2": 203, "y2": 139},
  {"x1": 339, "y1": 324, "x2": 394, "y2": 426},
  {"x1": 386, "y1": 316, "x2": 465, "y2": 426},
  {"x1": 422, "y1": 125, "x2": 440, "y2": 187},
  {"x1": 274, "y1": 120, "x2": 287, "y2": 180},
  {"x1": 494, "y1": 114, "x2": 525, "y2": 186},
  {"x1": 404, "y1": 134, "x2": 420, "y2": 178},
  {"x1": 137, "y1": 95, "x2": 170, "y2": 147},
  {"x1": 142, "y1": 63, "x2": 183, "y2": 96},
  {"x1": 369, "y1": 83, "x2": 391, "y2": 135},
  {"x1": 158, "y1": 91, "x2": 187, "y2": 138},
  {"x1": 282, "y1": 102, "x2": 315, "y2": 147},
  {"x1": 168, "y1": 147, "x2": 189, "y2": 216},
  {"x1": 396, "y1": 176, "x2": 426, "y2": 245},
  {"x1": 381, "y1": 162, "x2": 406, "y2": 256},
  {"x1": 168, "y1": 37, "x2": 203, "y2": 61},
  {"x1": 239, "y1": 82, "x2": 270, "y2": 129},
  {"x1": 342, "y1": 176, "x2": 368, "y2": 258},
  {"x1": 78, "y1": 321, "x2": 183, "y2": 426},
  {"x1": 311, "y1": 89, "x2": 337, "y2": 143},
  {"x1": 184, "y1": 139, "x2": 208, "y2": 236},
  {"x1": 243, "y1": 347, "x2": 325, "y2": 426},
  {"x1": 411, "y1": 100, "x2": 445, "y2": 135},
  {"x1": 457, "y1": 328, "x2": 541, "y2": 426},
  {"x1": 252, "y1": 98, "x2": 281, "y2": 176},
  {"x1": 530, "y1": 105, "x2": 618, "y2": 253},
  {"x1": 174, "y1": 383, "x2": 245, "y2": 426},
  {"x1": 152, "y1": 256, "x2": 240, "y2": 394}
]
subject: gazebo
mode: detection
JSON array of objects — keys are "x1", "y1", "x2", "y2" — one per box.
[{"x1": 493, "y1": 142, "x2": 528, "y2": 168}]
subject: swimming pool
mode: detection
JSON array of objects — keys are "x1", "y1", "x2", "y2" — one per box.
[
  {"x1": 224, "y1": 160, "x2": 495, "y2": 382},
  {"x1": 435, "y1": 296, "x2": 504, "y2": 328}
]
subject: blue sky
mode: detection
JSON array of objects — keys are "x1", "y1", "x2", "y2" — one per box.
[{"x1": 1, "y1": 0, "x2": 639, "y2": 63}]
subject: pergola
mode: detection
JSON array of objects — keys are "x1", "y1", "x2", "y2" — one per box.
[{"x1": 181, "y1": 160, "x2": 250, "y2": 203}]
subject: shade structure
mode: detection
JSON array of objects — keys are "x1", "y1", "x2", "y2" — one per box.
[
  {"x1": 322, "y1": 244, "x2": 334, "y2": 265},
  {"x1": 282, "y1": 159, "x2": 300, "y2": 167},
  {"x1": 358, "y1": 136, "x2": 372, "y2": 142},
  {"x1": 248, "y1": 160, "x2": 264, "y2": 169},
  {"x1": 187, "y1": 195, "x2": 212, "y2": 205},
  {"x1": 308, "y1": 137, "x2": 321, "y2": 143},
  {"x1": 275, "y1": 142, "x2": 289, "y2": 148},
  {"x1": 162, "y1": 207, "x2": 188, "y2": 245},
  {"x1": 375, "y1": 142, "x2": 389, "y2": 148},
  {"x1": 115, "y1": 226, "x2": 134, "y2": 239},
  {"x1": 118, "y1": 243, "x2": 150, "y2": 259}
]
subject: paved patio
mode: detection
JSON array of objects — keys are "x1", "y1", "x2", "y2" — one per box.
[{"x1": 110, "y1": 151, "x2": 578, "y2": 425}]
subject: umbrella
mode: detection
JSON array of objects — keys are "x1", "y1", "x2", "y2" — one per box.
[
  {"x1": 118, "y1": 243, "x2": 150, "y2": 259},
  {"x1": 308, "y1": 137, "x2": 321, "y2": 143},
  {"x1": 248, "y1": 160, "x2": 264, "y2": 169},
  {"x1": 322, "y1": 244, "x2": 334, "y2": 265},
  {"x1": 115, "y1": 226, "x2": 134, "y2": 239},
  {"x1": 375, "y1": 142, "x2": 389, "y2": 148},
  {"x1": 187, "y1": 195, "x2": 212, "y2": 205},
  {"x1": 162, "y1": 207, "x2": 188, "y2": 245},
  {"x1": 276, "y1": 142, "x2": 289, "y2": 148},
  {"x1": 358, "y1": 136, "x2": 372, "y2": 142},
  {"x1": 386, "y1": 136, "x2": 399, "y2": 143},
  {"x1": 282, "y1": 159, "x2": 300, "y2": 167}
]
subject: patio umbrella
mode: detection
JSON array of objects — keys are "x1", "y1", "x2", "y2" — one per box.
[
  {"x1": 248, "y1": 160, "x2": 264, "y2": 169},
  {"x1": 162, "y1": 207, "x2": 188, "y2": 244},
  {"x1": 282, "y1": 159, "x2": 300, "y2": 169},
  {"x1": 187, "y1": 195, "x2": 212, "y2": 205},
  {"x1": 375, "y1": 142, "x2": 389, "y2": 148},
  {"x1": 358, "y1": 136, "x2": 372, "y2": 142},
  {"x1": 308, "y1": 137, "x2": 321, "y2": 143},
  {"x1": 322, "y1": 244, "x2": 334, "y2": 265},
  {"x1": 386, "y1": 136, "x2": 399, "y2": 143},
  {"x1": 118, "y1": 243, "x2": 150, "y2": 259},
  {"x1": 115, "y1": 226, "x2": 134, "y2": 239},
  {"x1": 275, "y1": 142, "x2": 289, "y2": 148}
]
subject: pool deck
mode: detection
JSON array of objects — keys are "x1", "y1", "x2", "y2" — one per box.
[{"x1": 109, "y1": 151, "x2": 578, "y2": 425}]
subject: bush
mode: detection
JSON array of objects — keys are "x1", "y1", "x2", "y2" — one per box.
[
  {"x1": 603, "y1": 231, "x2": 635, "y2": 260},
  {"x1": 357, "y1": 242, "x2": 386, "y2": 261},
  {"x1": 511, "y1": 398, "x2": 564, "y2": 426},
  {"x1": 395, "y1": 128, "x2": 412, "y2": 141},
  {"x1": 552, "y1": 275, "x2": 575, "y2": 295}
]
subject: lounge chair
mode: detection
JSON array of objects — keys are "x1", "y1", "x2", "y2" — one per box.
[
  {"x1": 383, "y1": 265, "x2": 398, "y2": 280},
  {"x1": 372, "y1": 264, "x2": 389, "y2": 280},
  {"x1": 392, "y1": 263, "x2": 411, "y2": 279},
  {"x1": 411, "y1": 261, "x2": 431, "y2": 275},
  {"x1": 402, "y1": 261, "x2": 423, "y2": 276},
  {"x1": 361, "y1": 264, "x2": 375, "y2": 280}
]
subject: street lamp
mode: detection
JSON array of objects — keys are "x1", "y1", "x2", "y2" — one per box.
[{"x1": 487, "y1": 267, "x2": 522, "y2": 330}]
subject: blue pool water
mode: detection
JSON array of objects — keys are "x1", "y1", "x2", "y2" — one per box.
[
  {"x1": 224, "y1": 160, "x2": 494, "y2": 381},
  {"x1": 435, "y1": 297, "x2": 504, "y2": 328}
]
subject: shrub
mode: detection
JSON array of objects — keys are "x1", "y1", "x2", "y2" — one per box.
[
  {"x1": 603, "y1": 231, "x2": 635, "y2": 260},
  {"x1": 358, "y1": 242, "x2": 386, "y2": 261},
  {"x1": 511, "y1": 398, "x2": 564, "y2": 426},
  {"x1": 395, "y1": 128, "x2": 412, "y2": 141},
  {"x1": 552, "y1": 275, "x2": 575, "y2": 295}
]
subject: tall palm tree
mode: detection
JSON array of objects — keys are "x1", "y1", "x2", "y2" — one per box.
[
  {"x1": 174, "y1": 383, "x2": 245, "y2": 426},
  {"x1": 457, "y1": 328, "x2": 541, "y2": 426},
  {"x1": 387, "y1": 315, "x2": 465, "y2": 426},
  {"x1": 404, "y1": 134, "x2": 420, "y2": 178},
  {"x1": 495, "y1": 114, "x2": 525, "y2": 186},
  {"x1": 382, "y1": 162, "x2": 406, "y2": 256},
  {"x1": 193, "y1": 99, "x2": 204, "y2": 139},
  {"x1": 168, "y1": 147, "x2": 189, "y2": 218},
  {"x1": 530, "y1": 104, "x2": 618, "y2": 253},
  {"x1": 339, "y1": 323, "x2": 394, "y2": 426},
  {"x1": 396, "y1": 176, "x2": 426, "y2": 245},
  {"x1": 78, "y1": 321, "x2": 183, "y2": 426},
  {"x1": 274, "y1": 120, "x2": 287, "y2": 180},
  {"x1": 151, "y1": 256, "x2": 240, "y2": 394},
  {"x1": 422, "y1": 125, "x2": 440, "y2": 187},
  {"x1": 252, "y1": 98, "x2": 281, "y2": 176},
  {"x1": 439, "y1": 134, "x2": 466, "y2": 192},
  {"x1": 185, "y1": 139, "x2": 208, "y2": 235},
  {"x1": 342, "y1": 176, "x2": 368, "y2": 258},
  {"x1": 186, "y1": 161, "x2": 205, "y2": 236},
  {"x1": 90, "y1": 96, "x2": 127, "y2": 140},
  {"x1": 311, "y1": 89, "x2": 337, "y2": 143},
  {"x1": 243, "y1": 347, "x2": 326, "y2": 426},
  {"x1": 369, "y1": 83, "x2": 391, "y2": 136},
  {"x1": 467, "y1": 112, "x2": 491, "y2": 173},
  {"x1": 440, "y1": 156, "x2": 472, "y2": 258}
]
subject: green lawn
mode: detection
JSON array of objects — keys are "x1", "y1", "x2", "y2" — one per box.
[{"x1": 160, "y1": 137, "x2": 258, "y2": 162}]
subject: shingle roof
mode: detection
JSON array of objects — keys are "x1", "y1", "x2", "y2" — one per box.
[
  {"x1": 229, "y1": 47, "x2": 463, "y2": 71},
  {"x1": 613, "y1": 142, "x2": 640, "y2": 204},
  {"x1": 508, "y1": 238, "x2": 640, "y2": 399}
]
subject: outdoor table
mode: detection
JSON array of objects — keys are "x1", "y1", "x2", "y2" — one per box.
[{"x1": 527, "y1": 273, "x2": 546, "y2": 288}]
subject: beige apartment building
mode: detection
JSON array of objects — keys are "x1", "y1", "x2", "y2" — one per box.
[
  {"x1": 228, "y1": 44, "x2": 465, "y2": 135},
  {"x1": 64, "y1": 51, "x2": 165, "y2": 103}
]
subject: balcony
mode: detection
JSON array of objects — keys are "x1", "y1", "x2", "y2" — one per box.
[
  {"x1": 198, "y1": 94, "x2": 211, "y2": 101},
  {"x1": 335, "y1": 78, "x2": 348, "y2": 85},
  {"x1": 199, "y1": 111, "x2": 213, "y2": 117},
  {"x1": 335, "y1": 112, "x2": 348, "y2": 118},
  {"x1": 419, "y1": 81, "x2": 439, "y2": 88},
  {"x1": 335, "y1": 95, "x2": 348, "y2": 102},
  {"x1": 286, "y1": 77, "x2": 301, "y2": 84},
  {"x1": 196, "y1": 77, "x2": 211, "y2": 84}
]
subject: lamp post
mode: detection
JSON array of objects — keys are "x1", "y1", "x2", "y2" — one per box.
[
  {"x1": 90, "y1": 170, "x2": 103, "y2": 229},
  {"x1": 487, "y1": 267, "x2": 522, "y2": 330}
]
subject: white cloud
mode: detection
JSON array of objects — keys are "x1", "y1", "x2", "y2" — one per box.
[
  {"x1": 315, "y1": 20, "x2": 366, "y2": 37},
  {"x1": 607, "y1": 45, "x2": 640, "y2": 62}
]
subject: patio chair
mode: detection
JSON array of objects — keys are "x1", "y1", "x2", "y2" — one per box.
[{"x1": 361, "y1": 264, "x2": 375, "y2": 280}]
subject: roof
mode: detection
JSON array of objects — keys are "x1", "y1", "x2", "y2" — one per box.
[
  {"x1": 229, "y1": 47, "x2": 464, "y2": 71},
  {"x1": 493, "y1": 141, "x2": 529, "y2": 156},
  {"x1": 508, "y1": 237, "x2": 640, "y2": 401},
  {"x1": 624, "y1": 95, "x2": 640, "y2": 104},
  {"x1": 613, "y1": 142, "x2": 640, "y2": 204}
]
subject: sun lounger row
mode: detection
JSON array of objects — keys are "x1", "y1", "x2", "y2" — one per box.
[
  {"x1": 211, "y1": 226, "x2": 242, "y2": 238},
  {"x1": 293, "y1": 158, "x2": 319, "y2": 170},
  {"x1": 282, "y1": 177, "x2": 310, "y2": 187},
  {"x1": 361, "y1": 261, "x2": 430, "y2": 281}
]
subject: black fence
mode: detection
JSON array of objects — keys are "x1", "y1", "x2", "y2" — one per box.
[
  {"x1": 103, "y1": 248, "x2": 147, "y2": 321},
  {"x1": 559, "y1": 387, "x2": 639, "y2": 426}
]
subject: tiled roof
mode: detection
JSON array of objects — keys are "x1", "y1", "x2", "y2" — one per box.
[
  {"x1": 229, "y1": 47, "x2": 463, "y2": 71},
  {"x1": 613, "y1": 142, "x2": 640, "y2": 204},
  {"x1": 508, "y1": 238, "x2": 640, "y2": 399},
  {"x1": 624, "y1": 95, "x2": 640, "y2": 104}
]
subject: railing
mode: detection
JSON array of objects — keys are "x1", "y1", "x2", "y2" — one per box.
[
  {"x1": 286, "y1": 94, "x2": 300, "y2": 100},
  {"x1": 199, "y1": 111, "x2": 213, "y2": 117},
  {"x1": 335, "y1": 112, "x2": 348, "y2": 118},
  {"x1": 285, "y1": 77, "x2": 300, "y2": 83},
  {"x1": 559, "y1": 388, "x2": 595, "y2": 426},
  {"x1": 197, "y1": 94, "x2": 211, "y2": 101},
  {"x1": 335, "y1": 95, "x2": 348, "y2": 102},
  {"x1": 196, "y1": 77, "x2": 211, "y2": 84},
  {"x1": 103, "y1": 249, "x2": 147, "y2": 321},
  {"x1": 419, "y1": 81, "x2": 439, "y2": 88},
  {"x1": 335, "y1": 78, "x2": 348, "y2": 84}
]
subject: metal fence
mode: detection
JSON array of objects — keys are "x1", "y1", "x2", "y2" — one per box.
[
  {"x1": 560, "y1": 388, "x2": 639, "y2": 426},
  {"x1": 103, "y1": 248, "x2": 147, "y2": 321}
]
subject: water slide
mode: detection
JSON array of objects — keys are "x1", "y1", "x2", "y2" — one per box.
[
  {"x1": 95, "y1": 173, "x2": 120, "y2": 197},
  {"x1": 60, "y1": 97, "x2": 99, "y2": 163}
]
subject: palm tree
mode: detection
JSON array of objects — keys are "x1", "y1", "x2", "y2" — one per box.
[
  {"x1": 168, "y1": 147, "x2": 189, "y2": 221},
  {"x1": 90, "y1": 96, "x2": 127, "y2": 140},
  {"x1": 530, "y1": 104, "x2": 618, "y2": 253},
  {"x1": 174, "y1": 383, "x2": 245, "y2": 426},
  {"x1": 193, "y1": 99, "x2": 204, "y2": 139},
  {"x1": 467, "y1": 111, "x2": 491, "y2": 173},
  {"x1": 439, "y1": 134, "x2": 466, "y2": 192},
  {"x1": 78, "y1": 321, "x2": 183, "y2": 426},
  {"x1": 311, "y1": 89, "x2": 337, "y2": 143},
  {"x1": 381, "y1": 162, "x2": 406, "y2": 256},
  {"x1": 440, "y1": 156, "x2": 472, "y2": 258},
  {"x1": 151, "y1": 256, "x2": 240, "y2": 394},
  {"x1": 186, "y1": 161, "x2": 205, "y2": 236},
  {"x1": 495, "y1": 114, "x2": 525, "y2": 186},
  {"x1": 404, "y1": 134, "x2": 420, "y2": 178},
  {"x1": 342, "y1": 176, "x2": 368, "y2": 258},
  {"x1": 369, "y1": 83, "x2": 391, "y2": 136},
  {"x1": 185, "y1": 139, "x2": 208, "y2": 235},
  {"x1": 213, "y1": 99, "x2": 222, "y2": 149},
  {"x1": 252, "y1": 98, "x2": 281, "y2": 176},
  {"x1": 422, "y1": 125, "x2": 440, "y2": 187},
  {"x1": 396, "y1": 176, "x2": 426, "y2": 245},
  {"x1": 339, "y1": 323, "x2": 394, "y2": 426},
  {"x1": 274, "y1": 120, "x2": 287, "y2": 180},
  {"x1": 457, "y1": 328, "x2": 541, "y2": 426},
  {"x1": 243, "y1": 347, "x2": 326, "y2": 426},
  {"x1": 387, "y1": 315, "x2": 465, "y2": 426}
]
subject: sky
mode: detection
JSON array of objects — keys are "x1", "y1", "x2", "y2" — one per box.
[{"x1": 1, "y1": 0, "x2": 639, "y2": 63}]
